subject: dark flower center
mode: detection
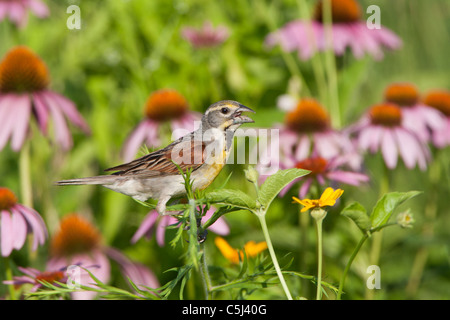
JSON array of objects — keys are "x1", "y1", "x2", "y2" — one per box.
[
  {"x1": 369, "y1": 103, "x2": 402, "y2": 127},
  {"x1": 0, "y1": 46, "x2": 50, "y2": 93},
  {"x1": 295, "y1": 157, "x2": 328, "y2": 175},
  {"x1": 384, "y1": 83, "x2": 419, "y2": 107},
  {"x1": 285, "y1": 98, "x2": 330, "y2": 133},
  {"x1": 51, "y1": 214, "x2": 101, "y2": 258},
  {"x1": 144, "y1": 89, "x2": 189, "y2": 122},
  {"x1": 314, "y1": 0, "x2": 362, "y2": 23},
  {"x1": 423, "y1": 90, "x2": 450, "y2": 116},
  {"x1": 0, "y1": 187, "x2": 17, "y2": 211}
]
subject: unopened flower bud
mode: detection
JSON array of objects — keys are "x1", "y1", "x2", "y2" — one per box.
[{"x1": 244, "y1": 166, "x2": 259, "y2": 184}]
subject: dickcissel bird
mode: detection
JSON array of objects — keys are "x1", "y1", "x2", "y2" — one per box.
[{"x1": 56, "y1": 100, "x2": 254, "y2": 215}]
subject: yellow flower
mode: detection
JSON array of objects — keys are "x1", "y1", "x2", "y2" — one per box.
[
  {"x1": 293, "y1": 187, "x2": 344, "y2": 213},
  {"x1": 214, "y1": 236, "x2": 267, "y2": 264}
]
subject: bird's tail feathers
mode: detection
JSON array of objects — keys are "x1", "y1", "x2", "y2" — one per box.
[{"x1": 55, "y1": 175, "x2": 117, "y2": 186}]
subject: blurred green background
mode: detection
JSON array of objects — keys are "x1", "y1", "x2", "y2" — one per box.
[{"x1": 0, "y1": 0, "x2": 449, "y2": 299}]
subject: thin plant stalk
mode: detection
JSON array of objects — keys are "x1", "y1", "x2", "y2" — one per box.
[
  {"x1": 4, "y1": 257, "x2": 16, "y2": 300},
  {"x1": 315, "y1": 217, "x2": 324, "y2": 300},
  {"x1": 19, "y1": 141, "x2": 33, "y2": 208},
  {"x1": 199, "y1": 244, "x2": 212, "y2": 300},
  {"x1": 257, "y1": 215, "x2": 293, "y2": 300}
]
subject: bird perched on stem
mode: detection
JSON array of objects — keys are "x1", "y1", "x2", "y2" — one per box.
[{"x1": 56, "y1": 100, "x2": 255, "y2": 215}]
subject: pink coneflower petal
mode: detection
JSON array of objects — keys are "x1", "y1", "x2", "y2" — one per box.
[
  {"x1": 7, "y1": 2, "x2": 27, "y2": 27},
  {"x1": 393, "y1": 127, "x2": 418, "y2": 169},
  {"x1": 131, "y1": 210, "x2": 158, "y2": 244},
  {"x1": 299, "y1": 178, "x2": 313, "y2": 199},
  {"x1": 122, "y1": 120, "x2": 160, "y2": 162},
  {"x1": 11, "y1": 207, "x2": 27, "y2": 250},
  {"x1": 156, "y1": 216, "x2": 172, "y2": 247},
  {"x1": 374, "y1": 27, "x2": 402, "y2": 50},
  {"x1": 326, "y1": 170, "x2": 369, "y2": 185},
  {"x1": 45, "y1": 91, "x2": 90, "y2": 133},
  {"x1": 0, "y1": 94, "x2": 18, "y2": 150},
  {"x1": 16, "y1": 204, "x2": 47, "y2": 250},
  {"x1": 27, "y1": 0, "x2": 50, "y2": 18},
  {"x1": 295, "y1": 134, "x2": 311, "y2": 160},
  {"x1": 32, "y1": 92, "x2": 49, "y2": 134},
  {"x1": 380, "y1": 128, "x2": 398, "y2": 169},
  {"x1": 10, "y1": 94, "x2": 31, "y2": 151},
  {"x1": 1, "y1": 210, "x2": 14, "y2": 257},
  {"x1": 40, "y1": 92, "x2": 73, "y2": 150}
]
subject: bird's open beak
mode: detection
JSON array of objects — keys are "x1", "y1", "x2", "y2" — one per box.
[{"x1": 232, "y1": 104, "x2": 255, "y2": 124}]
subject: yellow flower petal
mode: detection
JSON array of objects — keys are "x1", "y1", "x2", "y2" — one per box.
[
  {"x1": 215, "y1": 236, "x2": 240, "y2": 264},
  {"x1": 294, "y1": 188, "x2": 344, "y2": 212}
]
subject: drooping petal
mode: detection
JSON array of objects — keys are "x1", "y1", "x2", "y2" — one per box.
[
  {"x1": 380, "y1": 129, "x2": 398, "y2": 169},
  {"x1": 202, "y1": 207, "x2": 230, "y2": 236},
  {"x1": 131, "y1": 210, "x2": 158, "y2": 244},
  {"x1": 45, "y1": 91, "x2": 90, "y2": 133},
  {"x1": 31, "y1": 92, "x2": 50, "y2": 134},
  {"x1": 122, "y1": 120, "x2": 158, "y2": 162},
  {"x1": 27, "y1": 0, "x2": 50, "y2": 18},
  {"x1": 16, "y1": 204, "x2": 47, "y2": 251},
  {"x1": 1, "y1": 210, "x2": 13, "y2": 257},
  {"x1": 0, "y1": 94, "x2": 18, "y2": 150},
  {"x1": 11, "y1": 207, "x2": 28, "y2": 250},
  {"x1": 10, "y1": 94, "x2": 31, "y2": 151}
]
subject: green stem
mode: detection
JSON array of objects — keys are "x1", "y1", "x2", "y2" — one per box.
[
  {"x1": 315, "y1": 218, "x2": 323, "y2": 300},
  {"x1": 19, "y1": 141, "x2": 33, "y2": 208},
  {"x1": 258, "y1": 215, "x2": 293, "y2": 300},
  {"x1": 4, "y1": 257, "x2": 16, "y2": 300},
  {"x1": 199, "y1": 244, "x2": 212, "y2": 300},
  {"x1": 322, "y1": 0, "x2": 341, "y2": 128},
  {"x1": 337, "y1": 233, "x2": 369, "y2": 300}
]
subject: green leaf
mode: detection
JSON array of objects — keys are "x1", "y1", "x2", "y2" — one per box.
[
  {"x1": 258, "y1": 168, "x2": 310, "y2": 208},
  {"x1": 341, "y1": 202, "x2": 371, "y2": 233},
  {"x1": 370, "y1": 191, "x2": 422, "y2": 228},
  {"x1": 206, "y1": 189, "x2": 257, "y2": 212}
]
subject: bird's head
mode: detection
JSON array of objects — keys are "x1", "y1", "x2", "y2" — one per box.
[{"x1": 202, "y1": 100, "x2": 255, "y2": 131}]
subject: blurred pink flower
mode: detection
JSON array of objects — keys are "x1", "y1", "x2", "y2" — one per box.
[
  {"x1": 0, "y1": 187, "x2": 47, "y2": 257},
  {"x1": 423, "y1": 89, "x2": 450, "y2": 148},
  {"x1": 182, "y1": 21, "x2": 229, "y2": 49},
  {"x1": 48, "y1": 214, "x2": 159, "y2": 300},
  {"x1": 348, "y1": 103, "x2": 430, "y2": 170},
  {"x1": 265, "y1": 0, "x2": 401, "y2": 60},
  {"x1": 0, "y1": 46, "x2": 90, "y2": 151},
  {"x1": 0, "y1": 0, "x2": 49, "y2": 28},
  {"x1": 3, "y1": 264, "x2": 96, "y2": 293},
  {"x1": 280, "y1": 154, "x2": 369, "y2": 199},
  {"x1": 122, "y1": 89, "x2": 200, "y2": 162},
  {"x1": 131, "y1": 206, "x2": 230, "y2": 247},
  {"x1": 277, "y1": 98, "x2": 360, "y2": 166},
  {"x1": 384, "y1": 83, "x2": 446, "y2": 144}
]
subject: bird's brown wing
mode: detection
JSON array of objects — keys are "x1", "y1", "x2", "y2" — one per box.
[{"x1": 105, "y1": 139, "x2": 206, "y2": 178}]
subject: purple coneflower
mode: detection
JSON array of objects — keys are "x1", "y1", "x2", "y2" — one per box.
[
  {"x1": 423, "y1": 90, "x2": 450, "y2": 148},
  {"x1": 349, "y1": 103, "x2": 430, "y2": 170},
  {"x1": 181, "y1": 21, "x2": 229, "y2": 49},
  {"x1": 278, "y1": 98, "x2": 358, "y2": 163},
  {"x1": 47, "y1": 214, "x2": 159, "y2": 300},
  {"x1": 265, "y1": 0, "x2": 401, "y2": 60},
  {"x1": 3, "y1": 264, "x2": 94, "y2": 293},
  {"x1": 0, "y1": 187, "x2": 47, "y2": 257},
  {"x1": 122, "y1": 89, "x2": 200, "y2": 162},
  {"x1": 0, "y1": 46, "x2": 90, "y2": 151},
  {"x1": 0, "y1": 0, "x2": 49, "y2": 28},
  {"x1": 384, "y1": 83, "x2": 446, "y2": 144},
  {"x1": 276, "y1": 154, "x2": 369, "y2": 199},
  {"x1": 131, "y1": 206, "x2": 230, "y2": 247}
]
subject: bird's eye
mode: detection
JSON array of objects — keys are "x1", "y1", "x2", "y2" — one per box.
[{"x1": 221, "y1": 107, "x2": 229, "y2": 114}]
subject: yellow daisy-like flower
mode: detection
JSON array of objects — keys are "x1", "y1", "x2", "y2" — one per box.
[
  {"x1": 214, "y1": 236, "x2": 267, "y2": 264},
  {"x1": 293, "y1": 187, "x2": 344, "y2": 213}
]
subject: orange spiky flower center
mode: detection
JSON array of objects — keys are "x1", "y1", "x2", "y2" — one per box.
[
  {"x1": 384, "y1": 83, "x2": 419, "y2": 107},
  {"x1": 314, "y1": 0, "x2": 362, "y2": 23},
  {"x1": 35, "y1": 271, "x2": 65, "y2": 284},
  {"x1": 0, "y1": 188, "x2": 18, "y2": 211},
  {"x1": 0, "y1": 46, "x2": 50, "y2": 93},
  {"x1": 423, "y1": 90, "x2": 450, "y2": 116},
  {"x1": 285, "y1": 98, "x2": 330, "y2": 133},
  {"x1": 144, "y1": 89, "x2": 189, "y2": 122},
  {"x1": 51, "y1": 214, "x2": 101, "y2": 258},
  {"x1": 369, "y1": 103, "x2": 402, "y2": 127},
  {"x1": 295, "y1": 157, "x2": 328, "y2": 175}
]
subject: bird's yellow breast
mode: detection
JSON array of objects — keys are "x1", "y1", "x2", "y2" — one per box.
[{"x1": 192, "y1": 149, "x2": 227, "y2": 190}]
